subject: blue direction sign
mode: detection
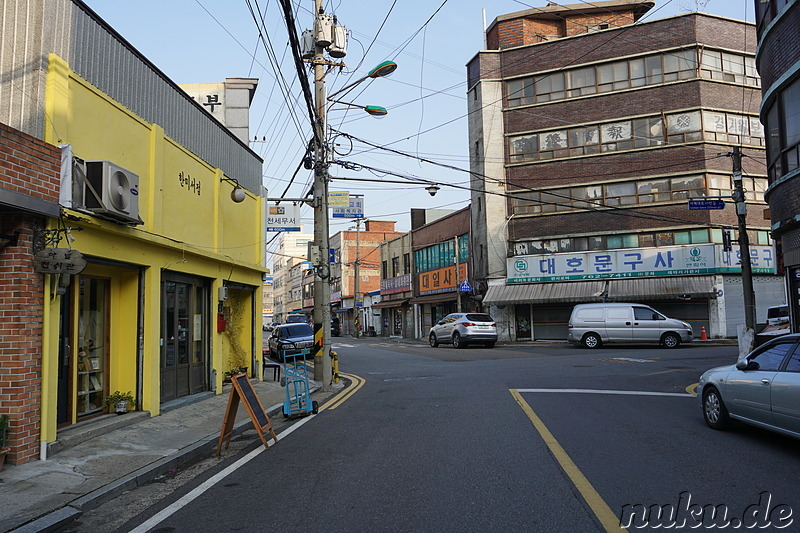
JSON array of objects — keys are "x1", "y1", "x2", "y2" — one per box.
[
  {"x1": 459, "y1": 279, "x2": 472, "y2": 292},
  {"x1": 688, "y1": 199, "x2": 725, "y2": 210}
]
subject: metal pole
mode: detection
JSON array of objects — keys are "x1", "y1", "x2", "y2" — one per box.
[
  {"x1": 455, "y1": 235, "x2": 462, "y2": 313},
  {"x1": 732, "y1": 146, "x2": 756, "y2": 346},
  {"x1": 354, "y1": 218, "x2": 361, "y2": 337},
  {"x1": 312, "y1": 0, "x2": 332, "y2": 389}
]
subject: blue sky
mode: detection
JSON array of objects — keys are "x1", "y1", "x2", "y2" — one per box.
[{"x1": 84, "y1": 0, "x2": 755, "y2": 242}]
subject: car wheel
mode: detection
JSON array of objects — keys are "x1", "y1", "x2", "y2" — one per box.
[
  {"x1": 452, "y1": 332, "x2": 466, "y2": 349},
  {"x1": 429, "y1": 334, "x2": 439, "y2": 348},
  {"x1": 581, "y1": 333, "x2": 602, "y2": 349},
  {"x1": 703, "y1": 386, "x2": 731, "y2": 430},
  {"x1": 661, "y1": 333, "x2": 681, "y2": 348}
]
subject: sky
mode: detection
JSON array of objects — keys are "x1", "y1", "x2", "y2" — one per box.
[{"x1": 83, "y1": 0, "x2": 755, "y2": 260}]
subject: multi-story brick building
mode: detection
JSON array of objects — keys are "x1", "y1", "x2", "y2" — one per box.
[
  {"x1": 755, "y1": 0, "x2": 800, "y2": 332},
  {"x1": 468, "y1": 1, "x2": 782, "y2": 342},
  {"x1": 0, "y1": 124, "x2": 61, "y2": 464},
  {"x1": 330, "y1": 220, "x2": 403, "y2": 336},
  {"x1": 410, "y1": 206, "x2": 474, "y2": 338}
]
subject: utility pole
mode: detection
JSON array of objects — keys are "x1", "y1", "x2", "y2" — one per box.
[
  {"x1": 353, "y1": 218, "x2": 362, "y2": 337},
  {"x1": 312, "y1": 0, "x2": 332, "y2": 389},
  {"x1": 731, "y1": 146, "x2": 756, "y2": 351},
  {"x1": 455, "y1": 235, "x2": 461, "y2": 313}
]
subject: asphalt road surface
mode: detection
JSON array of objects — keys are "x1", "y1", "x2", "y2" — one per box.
[{"x1": 69, "y1": 340, "x2": 800, "y2": 532}]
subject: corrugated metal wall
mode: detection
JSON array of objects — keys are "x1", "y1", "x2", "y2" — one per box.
[{"x1": 0, "y1": 0, "x2": 262, "y2": 193}]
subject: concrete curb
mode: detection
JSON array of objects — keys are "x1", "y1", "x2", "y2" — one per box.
[{"x1": 11, "y1": 398, "x2": 291, "y2": 533}]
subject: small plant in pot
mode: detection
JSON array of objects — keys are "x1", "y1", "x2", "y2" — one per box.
[
  {"x1": 0, "y1": 414, "x2": 10, "y2": 471},
  {"x1": 105, "y1": 391, "x2": 135, "y2": 414}
]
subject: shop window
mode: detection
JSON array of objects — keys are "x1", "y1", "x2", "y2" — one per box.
[{"x1": 77, "y1": 277, "x2": 110, "y2": 418}]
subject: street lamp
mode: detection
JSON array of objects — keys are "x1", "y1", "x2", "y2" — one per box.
[
  {"x1": 329, "y1": 100, "x2": 388, "y2": 117},
  {"x1": 327, "y1": 60, "x2": 398, "y2": 101},
  {"x1": 312, "y1": 54, "x2": 397, "y2": 388}
]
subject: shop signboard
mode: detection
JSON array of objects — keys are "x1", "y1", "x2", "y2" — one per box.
[
  {"x1": 381, "y1": 273, "x2": 411, "y2": 295},
  {"x1": 332, "y1": 195, "x2": 364, "y2": 218},
  {"x1": 266, "y1": 203, "x2": 301, "y2": 232},
  {"x1": 418, "y1": 264, "x2": 467, "y2": 295},
  {"x1": 507, "y1": 244, "x2": 776, "y2": 283}
]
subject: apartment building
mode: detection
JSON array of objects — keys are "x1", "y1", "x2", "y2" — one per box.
[{"x1": 468, "y1": 1, "x2": 781, "y2": 341}]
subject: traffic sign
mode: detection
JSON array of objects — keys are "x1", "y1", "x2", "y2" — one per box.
[
  {"x1": 688, "y1": 199, "x2": 725, "y2": 210},
  {"x1": 459, "y1": 279, "x2": 472, "y2": 292}
]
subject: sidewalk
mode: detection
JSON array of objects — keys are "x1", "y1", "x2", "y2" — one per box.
[{"x1": 0, "y1": 376, "x2": 328, "y2": 533}]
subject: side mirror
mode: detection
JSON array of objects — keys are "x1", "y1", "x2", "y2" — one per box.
[{"x1": 736, "y1": 359, "x2": 759, "y2": 371}]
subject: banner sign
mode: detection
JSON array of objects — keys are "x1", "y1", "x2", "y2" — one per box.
[
  {"x1": 381, "y1": 273, "x2": 411, "y2": 295},
  {"x1": 332, "y1": 196, "x2": 364, "y2": 218},
  {"x1": 418, "y1": 264, "x2": 467, "y2": 295},
  {"x1": 328, "y1": 191, "x2": 350, "y2": 207},
  {"x1": 508, "y1": 244, "x2": 776, "y2": 283},
  {"x1": 266, "y1": 203, "x2": 301, "y2": 232}
]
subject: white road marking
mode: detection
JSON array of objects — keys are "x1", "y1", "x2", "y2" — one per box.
[
  {"x1": 127, "y1": 415, "x2": 314, "y2": 533},
  {"x1": 332, "y1": 343, "x2": 355, "y2": 348},
  {"x1": 610, "y1": 357, "x2": 656, "y2": 363},
  {"x1": 516, "y1": 388, "x2": 693, "y2": 398}
]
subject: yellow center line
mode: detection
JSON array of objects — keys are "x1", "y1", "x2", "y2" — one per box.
[
  {"x1": 322, "y1": 372, "x2": 365, "y2": 411},
  {"x1": 510, "y1": 389, "x2": 626, "y2": 533},
  {"x1": 686, "y1": 382, "x2": 699, "y2": 396}
]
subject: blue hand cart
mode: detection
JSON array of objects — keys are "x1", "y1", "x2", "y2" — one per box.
[{"x1": 280, "y1": 346, "x2": 319, "y2": 418}]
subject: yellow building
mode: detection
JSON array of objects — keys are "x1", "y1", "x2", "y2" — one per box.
[
  {"x1": 1, "y1": 1, "x2": 269, "y2": 460},
  {"x1": 38, "y1": 53, "x2": 267, "y2": 439}
]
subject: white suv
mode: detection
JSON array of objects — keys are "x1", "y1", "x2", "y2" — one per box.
[{"x1": 429, "y1": 313, "x2": 497, "y2": 349}]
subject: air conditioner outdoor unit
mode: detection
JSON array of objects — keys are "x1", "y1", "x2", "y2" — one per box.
[{"x1": 82, "y1": 160, "x2": 142, "y2": 225}]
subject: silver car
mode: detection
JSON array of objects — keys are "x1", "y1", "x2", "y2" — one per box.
[
  {"x1": 699, "y1": 334, "x2": 800, "y2": 439},
  {"x1": 429, "y1": 313, "x2": 497, "y2": 349}
]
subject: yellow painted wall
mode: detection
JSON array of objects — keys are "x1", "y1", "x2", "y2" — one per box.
[{"x1": 39, "y1": 54, "x2": 266, "y2": 441}]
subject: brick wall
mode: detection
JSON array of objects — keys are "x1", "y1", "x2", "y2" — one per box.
[
  {"x1": 411, "y1": 207, "x2": 470, "y2": 247},
  {"x1": 0, "y1": 123, "x2": 61, "y2": 465}
]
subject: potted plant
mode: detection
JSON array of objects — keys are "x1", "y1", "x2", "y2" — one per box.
[
  {"x1": 105, "y1": 391, "x2": 135, "y2": 414},
  {"x1": 0, "y1": 414, "x2": 10, "y2": 472}
]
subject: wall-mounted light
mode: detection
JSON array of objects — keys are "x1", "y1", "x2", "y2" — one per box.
[
  {"x1": 221, "y1": 176, "x2": 246, "y2": 203},
  {"x1": 231, "y1": 186, "x2": 246, "y2": 203}
]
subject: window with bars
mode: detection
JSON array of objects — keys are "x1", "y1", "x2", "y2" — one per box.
[
  {"x1": 515, "y1": 229, "x2": 772, "y2": 256},
  {"x1": 509, "y1": 109, "x2": 764, "y2": 163},
  {"x1": 510, "y1": 173, "x2": 767, "y2": 215},
  {"x1": 506, "y1": 47, "x2": 758, "y2": 108}
]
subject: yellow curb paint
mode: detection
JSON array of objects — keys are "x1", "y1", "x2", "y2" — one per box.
[
  {"x1": 509, "y1": 389, "x2": 626, "y2": 533},
  {"x1": 323, "y1": 372, "x2": 365, "y2": 411},
  {"x1": 686, "y1": 382, "x2": 699, "y2": 396}
]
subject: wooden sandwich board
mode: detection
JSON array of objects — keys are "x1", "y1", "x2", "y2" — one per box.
[{"x1": 216, "y1": 373, "x2": 278, "y2": 455}]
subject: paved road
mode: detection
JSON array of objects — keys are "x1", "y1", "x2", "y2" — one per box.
[{"x1": 72, "y1": 340, "x2": 800, "y2": 532}]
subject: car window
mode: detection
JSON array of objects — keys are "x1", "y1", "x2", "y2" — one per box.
[
  {"x1": 466, "y1": 314, "x2": 493, "y2": 322},
  {"x1": 283, "y1": 324, "x2": 313, "y2": 336},
  {"x1": 783, "y1": 346, "x2": 800, "y2": 372},
  {"x1": 749, "y1": 342, "x2": 795, "y2": 371},
  {"x1": 633, "y1": 307, "x2": 657, "y2": 320}
]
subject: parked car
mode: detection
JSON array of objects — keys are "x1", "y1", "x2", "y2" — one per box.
[
  {"x1": 331, "y1": 316, "x2": 341, "y2": 337},
  {"x1": 567, "y1": 302, "x2": 692, "y2": 349},
  {"x1": 267, "y1": 323, "x2": 314, "y2": 362},
  {"x1": 262, "y1": 322, "x2": 275, "y2": 332},
  {"x1": 429, "y1": 313, "x2": 497, "y2": 349},
  {"x1": 286, "y1": 314, "x2": 309, "y2": 324},
  {"x1": 699, "y1": 334, "x2": 800, "y2": 439}
]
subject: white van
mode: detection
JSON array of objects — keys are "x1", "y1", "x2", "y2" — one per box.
[{"x1": 567, "y1": 303, "x2": 693, "y2": 348}]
